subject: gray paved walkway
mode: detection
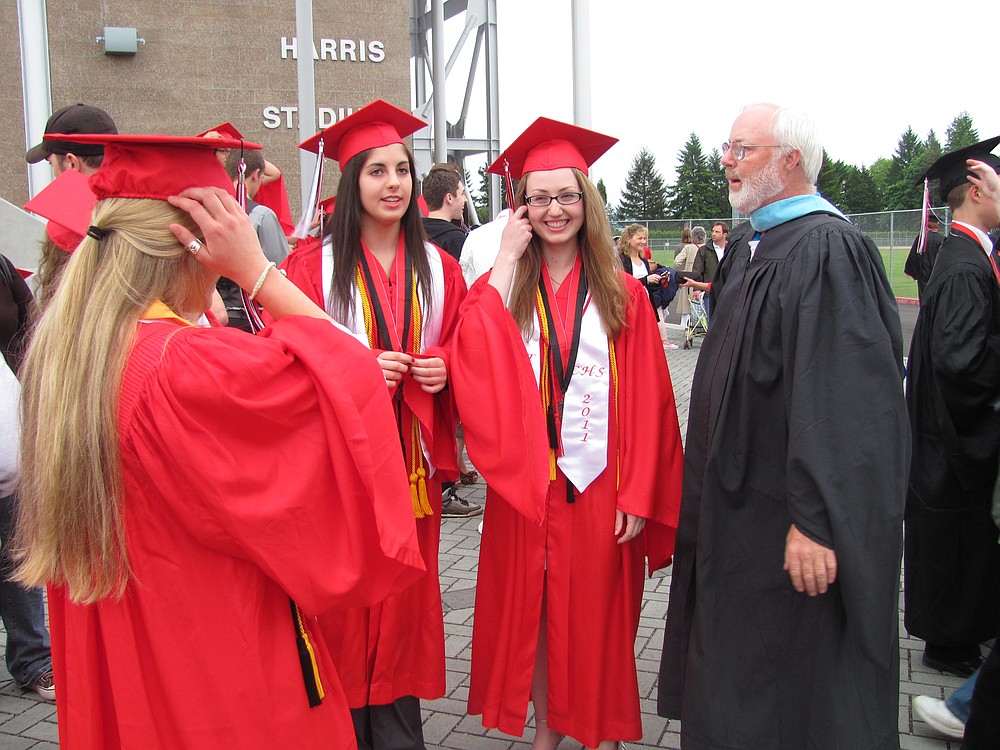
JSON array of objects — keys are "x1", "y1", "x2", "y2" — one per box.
[{"x1": 0, "y1": 323, "x2": 972, "y2": 748}]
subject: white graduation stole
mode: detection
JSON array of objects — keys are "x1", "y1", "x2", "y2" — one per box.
[
  {"x1": 523, "y1": 296, "x2": 610, "y2": 493},
  {"x1": 321, "y1": 238, "x2": 446, "y2": 473}
]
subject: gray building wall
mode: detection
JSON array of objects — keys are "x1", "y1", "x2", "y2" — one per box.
[{"x1": 2, "y1": 0, "x2": 410, "y2": 216}]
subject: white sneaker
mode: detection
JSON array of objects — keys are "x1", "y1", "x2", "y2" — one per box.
[{"x1": 913, "y1": 695, "x2": 965, "y2": 739}]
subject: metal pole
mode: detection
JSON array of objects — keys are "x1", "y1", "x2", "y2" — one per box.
[
  {"x1": 570, "y1": 0, "x2": 591, "y2": 127},
  {"x1": 18, "y1": 0, "x2": 53, "y2": 199},
  {"x1": 485, "y1": 0, "x2": 501, "y2": 217},
  {"x1": 431, "y1": 0, "x2": 447, "y2": 164},
  {"x1": 295, "y1": 0, "x2": 317, "y2": 210}
]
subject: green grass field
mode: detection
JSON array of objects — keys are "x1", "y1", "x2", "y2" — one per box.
[{"x1": 650, "y1": 248, "x2": 919, "y2": 300}]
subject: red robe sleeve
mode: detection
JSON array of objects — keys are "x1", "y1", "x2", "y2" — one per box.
[
  {"x1": 400, "y1": 250, "x2": 467, "y2": 480},
  {"x1": 616, "y1": 273, "x2": 684, "y2": 572},
  {"x1": 449, "y1": 275, "x2": 550, "y2": 523},
  {"x1": 122, "y1": 317, "x2": 424, "y2": 616}
]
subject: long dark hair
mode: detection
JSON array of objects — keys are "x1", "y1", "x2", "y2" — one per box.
[{"x1": 322, "y1": 145, "x2": 431, "y2": 327}]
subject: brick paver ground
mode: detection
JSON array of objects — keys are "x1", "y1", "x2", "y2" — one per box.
[{"x1": 0, "y1": 323, "x2": 972, "y2": 749}]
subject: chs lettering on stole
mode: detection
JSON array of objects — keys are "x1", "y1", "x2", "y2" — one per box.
[{"x1": 574, "y1": 363, "x2": 606, "y2": 378}]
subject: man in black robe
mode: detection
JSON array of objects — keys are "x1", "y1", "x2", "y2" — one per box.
[
  {"x1": 904, "y1": 215, "x2": 944, "y2": 300},
  {"x1": 904, "y1": 138, "x2": 1000, "y2": 679},
  {"x1": 658, "y1": 103, "x2": 908, "y2": 750}
]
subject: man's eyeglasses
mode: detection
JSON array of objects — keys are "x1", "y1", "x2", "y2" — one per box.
[
  {"x1": 524, "y1": 191, "x2": 584, "y2": 208},
  {"x1": 721, "y1": 142, "x2": 784, "y2": 161}
]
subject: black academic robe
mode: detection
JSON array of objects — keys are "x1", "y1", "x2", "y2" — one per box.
[
  {"x1": 904, "y1": 230, "x2": 944, "y2": 300},
  {"x1": 904, "y1": 230, "x2": 1000, "y2": 648},
  {"x1": 658, "y1": 212, "x2": 908, "y2": 750}
]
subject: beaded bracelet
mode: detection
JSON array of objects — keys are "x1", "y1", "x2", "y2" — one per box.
[{"x1": 249, "y1": 262, "x2": 277, "y2": 301}]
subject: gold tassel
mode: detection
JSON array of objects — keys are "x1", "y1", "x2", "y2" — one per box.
[
  {"x1": 410, "y1": 473, "x2": 425, "y2": 518},
  {"x1": 417, "y1": 467, "x2": 432, "y2": 516},
  {"x1": 549, "y1": 449, "x2": 557, "y2": 481}
]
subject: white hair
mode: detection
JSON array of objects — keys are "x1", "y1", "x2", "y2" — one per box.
[{"x1": 741, "y1": 103, "x2": 823, "y2": 187}]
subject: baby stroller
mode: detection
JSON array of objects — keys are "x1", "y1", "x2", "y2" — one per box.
[{"x1": 683, "y1": 291, "x2": 709, "y2": 349}]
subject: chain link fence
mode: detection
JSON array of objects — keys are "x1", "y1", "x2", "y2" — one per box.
[{"x1": 614, "y1": 208, "x2": 952, "y2": 299}]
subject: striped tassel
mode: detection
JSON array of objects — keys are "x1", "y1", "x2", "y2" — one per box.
[{"x1": 290, "y1": 599, "x2": 325, "y2": 707}]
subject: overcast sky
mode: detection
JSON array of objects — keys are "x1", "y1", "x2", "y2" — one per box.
[{"x1": 443, "y1": 0, "x2": 1000, "y2": 206}]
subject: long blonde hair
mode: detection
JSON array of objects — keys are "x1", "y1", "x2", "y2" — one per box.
[
  {"x1": 508, "y1": 168, "x2": 628, "y2": 340},
  {"x1": 14, "y1": 198, "x2": 209, "y2": 603}
]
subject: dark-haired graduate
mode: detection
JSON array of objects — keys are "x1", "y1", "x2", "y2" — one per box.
[
  {"x1": 13, "y1": 133, "x2": 424, "y2": 749},
  {"x1": 282, "y1": 100, "x2": 466, "y2": 750},
  {"x1": 449, "y1": 118, "x2": 683, "y2": 750}
]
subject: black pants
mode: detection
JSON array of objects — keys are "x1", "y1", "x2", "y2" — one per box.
[
  {"x1": 963, "y1": 633, "x2": 999, "y2": 749},
  {"x1": 350, "y1": 696, "x2": 425, "y2": 750}
]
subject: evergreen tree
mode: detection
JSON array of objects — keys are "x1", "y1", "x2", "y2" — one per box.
[
  {"x1": 817, "y1": 150, "x2": 848, "y2": 208},
  {"x1": 665, "y1": 134, "x2": 711, "y2": 218},
  {"x1": 841, "y1": 165, "x2": 882, "y2": 214},
  {"x1": 911, "y1": 130, "x2": 943, "y2": 187},
  {"x1": 473, "y1": 164, "x2": 491, "y2": 224},
  {"x1": 868, "y1": 157, "x2": 892, "y2": 202},
  {"x1": 596, "y1": 178, "x2": 608, "y2": 210},
  {"x1": 945, "y1": 112, "x2": 979, "y2": 151},
  {"x1": 615, "y1": 147, "x2": 668, "y2": 221},
  {"x1": 704, "y1": 148, "x2": 730, "y2": 219},
  {"x1": 884, "y1": 127, "x2": 925, "y2": 210}
]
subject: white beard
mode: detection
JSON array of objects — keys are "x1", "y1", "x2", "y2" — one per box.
[{"x1": 729, "y1": 157, "x2": 785, "y2": 215}]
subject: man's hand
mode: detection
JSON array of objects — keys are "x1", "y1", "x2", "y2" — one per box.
[{"x1": 783, "y1": 524, "x2": 837, "y2": 595}]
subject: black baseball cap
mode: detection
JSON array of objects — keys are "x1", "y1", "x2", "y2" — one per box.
[{"x1": 25, "y1": 104, "x2": 118, "y2": 164}]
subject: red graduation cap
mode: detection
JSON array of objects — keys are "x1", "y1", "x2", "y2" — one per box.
[
  {"x1": 298, "y1": 99, "x2": 426, "y2": 169},
  {"x1": 24, "y1": 169, "x2": 97, "y2": 252},
  {"x1": 196, "y1": 122, "x2": 245, "y2": 140},
  {"x1": 45, "y1": 133, "x2": 261, "y2": 201},
  {"x1": 487, "y1": 117, "x2": 618, "y2": 179}
]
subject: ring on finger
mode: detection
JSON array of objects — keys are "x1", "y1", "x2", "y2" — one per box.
[{"x1": 186, "y1": 239, "x2": 202, "y2": 255}]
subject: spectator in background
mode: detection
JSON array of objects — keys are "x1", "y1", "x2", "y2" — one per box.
[
  {"x1": 0, "y1": 252, "x2": 54, "y2": 703},
  {"x1": 618, "y1": 223, "x2": 677, "y2": 348},
  {"x1": 673, "y1": 226, "x2": 700, "y2": 333},
  {"x1": 421, "y1": 163, "x2": 468, "y2": 261},
  {"x1": 25, "y1": 103, "x2": 117, "y2": 177}
]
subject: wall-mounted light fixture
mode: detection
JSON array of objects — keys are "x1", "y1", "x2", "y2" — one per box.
[{"x1": 96, "y1": 27, "x2": 145, "y2": 56}]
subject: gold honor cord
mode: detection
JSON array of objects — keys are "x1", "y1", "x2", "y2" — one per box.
[{"x1": 355, "y1": 261, "x2": 432, "y2": 517}]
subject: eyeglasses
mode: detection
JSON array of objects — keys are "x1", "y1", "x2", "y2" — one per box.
[
  {"x1": 721, "y1": 142, "x2": 784, "y2": 161},
  {"x1": 523, "y1": 191, "x2": 584, "y2": 208}
]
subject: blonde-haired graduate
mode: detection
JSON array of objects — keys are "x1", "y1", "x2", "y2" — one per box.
[
  {"x1": 449, "y1": 118, "x2": 684, "y2": 749},
  {"x1": 14, "y1": 133, "x2": 423, "y2": 749}
]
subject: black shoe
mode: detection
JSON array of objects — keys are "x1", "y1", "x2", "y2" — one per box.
[
  {"x1": 922, "y1": 651, "x2": 983, "y2": 678},
  {"x1": 441, "y1": 490, "x2": 483, "y2": 518}
]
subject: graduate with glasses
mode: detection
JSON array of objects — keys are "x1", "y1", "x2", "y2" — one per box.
[{"x1": 450, "y1": 118, "x2": 683, "y2": 750}]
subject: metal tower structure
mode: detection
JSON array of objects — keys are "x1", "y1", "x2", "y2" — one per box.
[{"x1": 410, "y1": 0, "x2": 502, "y2": 221}]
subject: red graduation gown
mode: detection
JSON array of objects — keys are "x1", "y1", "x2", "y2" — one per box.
[
  {"x1": 282, "y1": 238, "x2": 466, "y2": 706},
  {"x1": 450, "y1": 272, "x2": 683, "y2": 746},
  {"x1": 49, "y1": 316, "x2": 425, "y2": 750}
]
